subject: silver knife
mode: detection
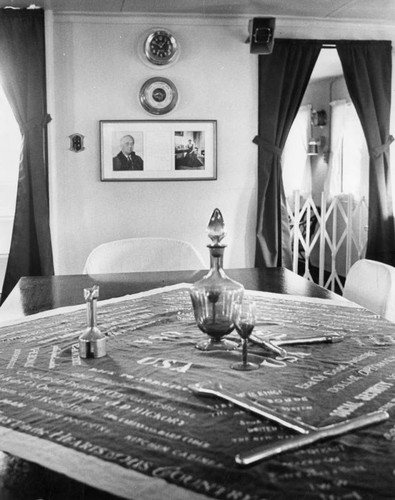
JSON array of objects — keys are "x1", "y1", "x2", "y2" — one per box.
[
  {"x1": 250, "y1": 333, "x2": 344, "y2": 357},
  {"x1": 190, "y1": 382, "x2": 313, "y2": 434},
  {"x1": 235, "y1": 410, "x2": 389, "y2": 465}
]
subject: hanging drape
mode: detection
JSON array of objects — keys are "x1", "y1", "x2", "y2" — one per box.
[
  {"x1": 254, "y1": 39, "x2": 322, "y2": 268},
  {"x1": 0, "y1": 9, "x2": 53, "y2": 304},
  {"x1": 336, "y1": 41, "x2": 395, "y2": 265}
]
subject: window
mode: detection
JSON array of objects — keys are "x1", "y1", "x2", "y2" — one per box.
[
  {"x1": 282, "y1": 104, "x2": 312, "y2": 202},
  {"x1": 327, "y1": 99, "x2": 369, "y2": 200},
  {"x1": 0, "y1": 84, "x2": 21, "y2": 293}
]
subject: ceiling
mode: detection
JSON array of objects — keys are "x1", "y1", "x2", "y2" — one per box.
[
  {"x1": 1, "y1": 0, "x2": 389, "y2": 81},
  {"x1": 0, "y1": 0, "x2": 395, "y2": 23}
]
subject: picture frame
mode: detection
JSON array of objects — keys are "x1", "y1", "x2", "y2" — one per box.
[{"x1": 100, "y1": 120, "x2": 217, "y2": 181}]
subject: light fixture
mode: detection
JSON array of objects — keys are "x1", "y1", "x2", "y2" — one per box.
[
  {"x1": 311, "y1": 109, "x2": 327, "y2": 127},
  {"x1": 247, "y1": 17, "x2": 276, "y2": 54},
  {"x1": 308, "y1": 136, "x2": 327, "y2": 157},
  {"x1": 309, "y1": 108, "x2": 328, "y2": 158},
  {"x1": 308, "y1": 139, "x2": 319, "y2": 156}
]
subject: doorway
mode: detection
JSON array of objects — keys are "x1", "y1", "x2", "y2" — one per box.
[{"x1": 283, "y1": 48, "x2": 369, "y2": 291}]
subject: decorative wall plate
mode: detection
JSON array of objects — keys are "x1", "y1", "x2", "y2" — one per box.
[
  {"x1": 141, "y1": 28, "x2": 180, "y2": 67},
  {"x1": 139, "y1": 77, "x2": 179, "y2": 115}
]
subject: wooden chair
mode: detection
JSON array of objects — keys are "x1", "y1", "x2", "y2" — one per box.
[
  {"x1": 83, "y1": 237, "x2": 206, "y2": 274},
  {"x1": 343, "y1": 259, "x2": 395, "y2": 322}
]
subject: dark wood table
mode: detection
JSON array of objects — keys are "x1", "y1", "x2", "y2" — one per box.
[
  {"x1": 0, "y1": 268, "x2": 337, "y2": 324},
  {"x1": 0, "y1": 268, "x2": 348, "y2": 500}
]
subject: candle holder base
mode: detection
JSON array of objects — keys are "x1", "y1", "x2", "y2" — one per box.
[{"x1": 79, "y1": 333, "x2": 107, "y2": 359}]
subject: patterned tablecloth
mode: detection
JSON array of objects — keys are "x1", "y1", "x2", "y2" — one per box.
[{"x1": 0, "y1": 284, "x2": 394, "y2": 500}]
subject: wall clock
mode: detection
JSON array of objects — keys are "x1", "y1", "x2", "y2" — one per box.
[
  {"x1": 142, "y1": 28, "x2": 180, "y2": 67},
  {"x1": 139, "y1": 77, "x2": 179, "y2": 115}
]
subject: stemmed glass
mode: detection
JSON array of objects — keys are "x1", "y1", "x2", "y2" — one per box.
[{"x1": 231, "y1": 299, "x2": 260, "y2": 371}]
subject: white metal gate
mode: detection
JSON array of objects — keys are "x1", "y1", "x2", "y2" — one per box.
[{"x1": 287, "y1": 192, "x2": 368, "y2": 292}]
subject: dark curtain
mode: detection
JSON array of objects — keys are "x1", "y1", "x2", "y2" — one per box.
[
  {"x1": 0, "y1": 9, "x2": 54, "y2": 304},
  {"x1": 336, "y1": 41, "x2": 395, "y2": 266},
  {"x1": 254, "y1": 39, "x2": 322, "y2": 268}
]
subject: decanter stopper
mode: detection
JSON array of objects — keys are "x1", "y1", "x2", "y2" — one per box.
[
  {"x1": 78, "y1": 285, "x2": 106, "y2": 358},
  {"x1": 207, "y1": 208, "x2": 226, "y2": 245}
]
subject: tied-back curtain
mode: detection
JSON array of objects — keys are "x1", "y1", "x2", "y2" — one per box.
[
  {"x1": 336, "y1": 41, "x2": 395, "y2": 266},
  {"x1": 254, "y1": 39, "x2": 322, "y2": 268},
  {"x1": 0, "y1": 9, "x2": 54, "y2": 304}
]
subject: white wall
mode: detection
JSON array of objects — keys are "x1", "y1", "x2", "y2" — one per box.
[
  {"x1": 47, "y1": 14, "x2": 258, "y2": 274},
  {"x1": 46, "y1": 13, "x2": 395, "y2": 275}
]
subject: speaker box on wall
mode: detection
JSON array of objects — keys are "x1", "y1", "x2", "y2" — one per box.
[{"x1": 249, "y1": 17, "x2": 276, "y2": 55}]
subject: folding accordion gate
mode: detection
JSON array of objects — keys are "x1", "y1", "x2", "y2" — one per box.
[{"x1": 287, "y1": 192, "x2": 368, "y2": 293}]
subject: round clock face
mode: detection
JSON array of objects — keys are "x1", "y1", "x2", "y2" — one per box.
[
  {"x1": 139, "y1": 77, "x2": 179, "y2": 115},
  {"x1": 144, "y1": 29, "x2": 179, "y2": 66}
]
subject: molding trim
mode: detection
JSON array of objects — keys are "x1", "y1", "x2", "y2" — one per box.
[{"x1": 51, "y1": 12, "x2": 395, "y2": 30}]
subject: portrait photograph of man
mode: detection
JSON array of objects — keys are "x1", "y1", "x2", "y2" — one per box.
[{"x1": 112, "y1": 133, "x2": 144, "y2": 171}]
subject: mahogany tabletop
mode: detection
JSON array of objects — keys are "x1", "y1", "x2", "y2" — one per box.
[{"x1": 0, "y1": 267, "x2": 337, "y2": 324}]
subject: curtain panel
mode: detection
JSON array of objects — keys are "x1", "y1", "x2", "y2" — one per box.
[
  {"x1": 255, "y1": 38, "x2": 395, "y2": 271},
  {"x1": 336, "y1": 41, "x2": 395, "y2": 266},
  {"x1": 254, "y1": 39, "x2": 321, "y2": 268},
  {"x1": 0, "y1": 8, "x2": 54, "y2": 304}
]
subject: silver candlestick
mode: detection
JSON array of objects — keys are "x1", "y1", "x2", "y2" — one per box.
[{"x1": 79, "y1": 285, "x2": 106, "y2": 358}]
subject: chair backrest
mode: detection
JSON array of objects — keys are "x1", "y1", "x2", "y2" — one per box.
[
  {"x1": 83, "y1": 237, "x2": 206, "y2": 274},
  {"x1": 343, "y1": 259, "x2": 395, "y2": 322}
]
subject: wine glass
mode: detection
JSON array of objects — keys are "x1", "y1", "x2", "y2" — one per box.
[{"x1": 231, "y1": 299, "x2": 260, "y2": 371}]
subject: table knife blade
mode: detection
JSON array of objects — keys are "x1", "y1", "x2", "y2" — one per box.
[{"x1": 235, "y1": 410, "x2": 389, "y2": 466}]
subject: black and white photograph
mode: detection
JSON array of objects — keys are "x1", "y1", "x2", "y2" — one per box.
[
  {"x1": 174, "y1": 130, "x2": 205, "y2": 170},
  {"x1": 112, "y1": 132, "x2": 144, "y2": 171},
  {"x1": 101, "y1": 120, "x2": 216, "y2": 181},
  {"x1": 0, "y1": 1, "x2": 394, "y2": 500}
]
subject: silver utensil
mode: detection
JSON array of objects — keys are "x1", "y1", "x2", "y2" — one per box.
[
  {"x1": 190, "y1": 381, "x2": 389, "y2": 466},
  {"x1": 276, "y1": 334, "x2": 344, "y2": 345},
  {"x1": 190, "y1": 381, "x2": 313, "y2": 434},
  {"x1": 249, "y1": 337, "x2": 288, "y2": 357},
  {"x1": 235, "y1": 409, "x2": 389, "y2": 465},
  {"x1": 250, "y1": 332, "x2": 344, "y2": 358}
]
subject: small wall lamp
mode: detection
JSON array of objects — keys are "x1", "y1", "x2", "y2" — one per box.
[
  {"x1": 308, "y1": 139, "x2": 319, "y2": 156},
  {"x1": 308, "y1": 136, "x2": 327, "y2": 156},
  {"x1": 311, "y1": 109, "x2": 327, "y2": 127}
]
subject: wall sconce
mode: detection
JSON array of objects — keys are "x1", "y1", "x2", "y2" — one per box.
[
  {"x1": 308, "y1": 136, "x2": 327, "y2": 157},
  {"x1": 69, "y1": 133, "x2": 85, "y2": 153},
  {"x1": 311, "y1": 109, "x2": 327, "y2": 127},
  {"x1": 309, "y1": 108, "x2": 328, "y2": 160},
  {"x1": 308, "y1": 139, "x2": 319, "y2": 156}
]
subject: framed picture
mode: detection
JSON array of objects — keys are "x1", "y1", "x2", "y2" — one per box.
[{"x1": 100, "y1": 120, "x2": 217, "y2": 181}]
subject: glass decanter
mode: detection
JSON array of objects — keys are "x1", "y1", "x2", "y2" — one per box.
[{"x1": 189, "y1": 208, "x2": 244, "y2": 351}]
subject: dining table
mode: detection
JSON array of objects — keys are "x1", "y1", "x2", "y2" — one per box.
[{"x1": 0, "y1": 267, "x2": 394, "y2": 500}]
